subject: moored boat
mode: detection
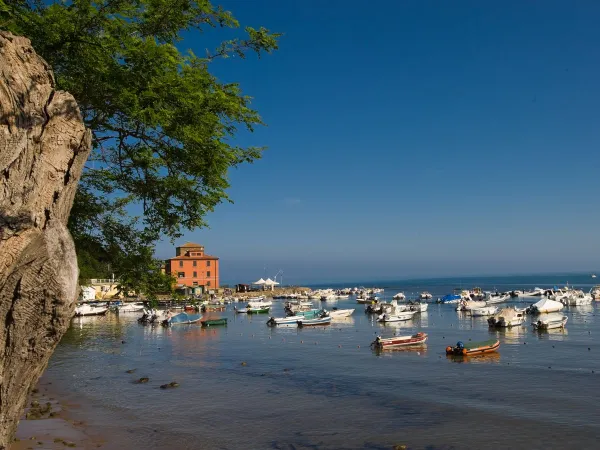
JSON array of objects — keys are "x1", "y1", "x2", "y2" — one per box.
[
  {"x1": 371, "y1": 332, "x2": 427, "y2": 349},
  {"x1": 201, "y1": 318, "x2": 228, "y2": 327},
  {"x1": 419, "y1": 291, "x2": 433, "y2": 300},
  {"x1": 326, "y1": 308, "x2": 355, "y2": 318},
  {"x1": 471, "y1": 305, "x2": 498, "y2": 317},
  {"x1": 74, "y1": 303, "x2": 109, "y2": 317},
  {"x1": 377, "y1": 311, "x2": 416, "y2": 323},
  {"x1": 487, "y1": 307, "x2": 525, "y2": 328},
  {"x1": 297, "y1": 316, "x2": 331, "y2": 327},
  {"x1": 527, "y1": 298, "x2": 564, "y2": 314},
  {"x1": 446, "y1": 339, "x2": 500, "y2": 356},
  {"x1": 164, "y1": 312, "x2": 203, "y2": 326},
  {"x1": 247, "y1": 306, "x2": 270, "y2": 314},
  {"x1": 532, "y1": 315, "x2": 568, "y2": 330}
]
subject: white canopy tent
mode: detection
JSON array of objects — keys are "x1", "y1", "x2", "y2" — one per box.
[
  {"x1": 263, "y1": 278, "x2": 280, "y2": 291},
  {"x1": 252, "y1": 278, "x2": 266, "y2": 285}
]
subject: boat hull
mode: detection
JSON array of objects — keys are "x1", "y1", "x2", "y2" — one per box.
[
  {"x1": 201, "y1": 319, "x2": 228, "y2": 327},
  {"x1": 372, "y1": 333, "x2": 427, "y2": 349},
  {"x1": 297, "y1": 317, "x2": 331, "y2": 327},
  {"x1": 446, "y1": 340, "x2": 500, "y2": 356}
]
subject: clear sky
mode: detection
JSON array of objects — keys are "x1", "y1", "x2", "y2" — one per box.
[{"x1": 156, "y1": 0, "x2": 600, "y2": 285}]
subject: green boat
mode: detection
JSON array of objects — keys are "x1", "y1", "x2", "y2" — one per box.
[
  {"x1": 201, "y1": 318, "x2": 228, "y2": 327},
  {"x1": 247, "y1": 306, "x2": 270, "y2": 314}
]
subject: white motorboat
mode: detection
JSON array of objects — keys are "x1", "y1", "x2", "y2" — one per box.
[
  {"x1": 456, "y1": 300, "x2": 486, "y2": 312},
  {"x1": 393, "y1": 292, "x2": 406, "y2": 300},
  {"x1": 532, "y1": 315, "x2": 568, "y2": 330},
  {"x1": 326, "y1": 308, "x2": 355, "y2": 318},
  {"x1": 487, "y1": 307, "x2": 525, "y2": 328},
  {"x1": 118, "y1": 302, "x2": 145, "y2": 313},
  {"x1": 419, "y1": 292, "x2": 433, "y2": 300},
  {"x1": 471, "y1": 305, "x2": 499, "y2": 317},
  {"x1": 527, "y1": 298, "x2": 564, "y2": 314},
  {"x1": 377, "y1": 311, "x2": 416, "y2": 323},
  {"x1": 592, "y1": 286, "x2": 600, "y2": 300},
  {"x1": 520, "y1": 287, "x2": 546, "y2": 298},
  {"x1": 485, "y1": 293, "x2": 510, "y2": 305},
  {"x1": 247, "y1": 299, "x2": 273, "y2": 308},
  {"x1": 562, "y1": 290, "x2": 593, "y2": 306},
  {"x1": 74, "y1": 303, "x2": 108, "y2": 317}
]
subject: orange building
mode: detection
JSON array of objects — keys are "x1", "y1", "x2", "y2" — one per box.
[{"x1": 165, "y1": 243, "x2": 220, "y2": 294}]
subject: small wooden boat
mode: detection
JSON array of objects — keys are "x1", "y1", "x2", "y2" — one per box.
[
  {"x1": 294, "y1": 309, "x2": 323, "y2": 318},
  {"x1": 247, "y1": 306, "x2": 270, "y2": 314},
  {"x1": 326, "y1": 308, "x2": 355, "y2": 318},
  {"x1": 164, "y1": 312, "x2": 203, "y2": 326},
  {"x1": 74, "y1": 304, "x2": 109, "y2": 317},
  {"x1": 377, "y1": 311, "x2": 416, "y2": 323},
  {"x1": 532, "y1": 315, "x2": 568, "y2": 330},
  {"x1": 297, "y1": 316, "x2": 331, "y2": 327},
  {"x1": 371, "y1": 332, "x2": 428, "y2": 349},
  {"x1": 201, "y1": 318, "x2": 228, "y2": 327},
  {"x1": 471, "y1": 305, "x2": 498, "y2": 317},
  {"x1": 234, "y1": 306, "x2": 248, "y2": 314},
  {"x1": 446, "y1": 339, "x2": 500, "y2": 356}
]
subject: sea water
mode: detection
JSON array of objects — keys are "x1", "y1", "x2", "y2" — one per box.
[{"x1": 43, "y1": 275, "x2": 600, "y2": 449}]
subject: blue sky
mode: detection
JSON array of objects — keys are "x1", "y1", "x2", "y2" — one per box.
[{"x1": 156, "y1": 0, "x2": 600, "y2": 284}]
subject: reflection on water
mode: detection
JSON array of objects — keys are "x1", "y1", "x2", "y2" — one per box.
[
  {"x1": 446, "y1": 352, "x2": 501, "y2": 364},
  {"x1": 45, "y1": 296, "x2": 600, "y2": 449}
]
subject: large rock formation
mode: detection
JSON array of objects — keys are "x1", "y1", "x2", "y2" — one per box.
[{"x1": 0, "y1": 32, "x2": 90, "y2": 447}]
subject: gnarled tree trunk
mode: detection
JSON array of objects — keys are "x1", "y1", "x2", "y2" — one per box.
[{"x1": 0, "y1": 32, "x2": 90, "y2": 447}]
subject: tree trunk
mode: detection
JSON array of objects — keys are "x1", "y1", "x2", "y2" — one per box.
[{"x1": 0, "y1": 32, "x2": 91, "y2": 447}]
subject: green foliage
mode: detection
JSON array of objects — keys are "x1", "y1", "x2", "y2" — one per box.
[{"x1": 1, "y1": 1, "x2": 279, "y2": 294}]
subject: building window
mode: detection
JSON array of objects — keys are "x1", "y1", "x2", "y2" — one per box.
[
  {"x1": 193, "y1": 282, "x2": 198, "y2": 286},
  {"x1": 207, "y1": 260, "x2": 211, "y2": 267},
  {"x1": 178, "y1": 272, "x2": 185, "y2": 278},
  {"x1": 207, "y1": 281, "x2": 211, "y2": 286},
  {"x1": 193, "y1": 260, "x2": 197, "y2": 267},
  {"x1": 193, "y1": 271, "x2": 197, "y2": 278},
  {"x1": 179, "y1": 260, "x2": 183, "y2": 267},
  {"x1": 207, "y1": 271, "x2": 211, "y2": 277}
]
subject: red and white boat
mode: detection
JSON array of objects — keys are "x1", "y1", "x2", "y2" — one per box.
[{"x1": 371, "y1": 332, "x2": 428, "y2": 349}]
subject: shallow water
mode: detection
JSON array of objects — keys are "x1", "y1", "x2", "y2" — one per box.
[{"x1": 45, "y1": 286, "x2": 600, "y2": 449}]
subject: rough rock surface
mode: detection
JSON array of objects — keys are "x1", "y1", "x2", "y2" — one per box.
[{"x1": 0, "y1": 31, "x2": 90, "y2": 447}]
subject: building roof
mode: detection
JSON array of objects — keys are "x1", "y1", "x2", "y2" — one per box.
[
  {"x1": 177, "y1": 242, "x2": 204, "y2": 248},
  {"x1": 168, "y1": 255, "x2": 219, "y2": 261}
]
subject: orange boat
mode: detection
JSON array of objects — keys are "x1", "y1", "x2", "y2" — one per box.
[{"x1": 446, "y1": 339, "x2": 500, "y2": 356}]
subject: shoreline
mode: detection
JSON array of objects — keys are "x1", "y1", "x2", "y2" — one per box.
[{"x1": 10, "y1": 377, "x2": 107, "y2": 450}]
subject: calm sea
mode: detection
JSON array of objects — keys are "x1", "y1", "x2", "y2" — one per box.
[{"x1": 42, "y1": 274, "x2": 600, "y2": 449}]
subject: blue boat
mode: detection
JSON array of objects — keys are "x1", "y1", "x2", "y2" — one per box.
[
  {"x1": 439, "y1": 294, "x2": 461, "y2": 304},
  {"x1": 294, "y1": 309, "x2": 323, "y2": 318},
  {"x1": 164, "y1": 312, "x2": 203, "y2": 326}
]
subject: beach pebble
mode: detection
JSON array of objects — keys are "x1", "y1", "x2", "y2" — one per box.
[
  {"x1": 136, "y1": 377, "x2": 149, "y2": 383},
  {"x1": 126, "y1": 369, "x2": 136, "y2": 374},
  {"x1": 160, "y1": 382, "x2": 179, "y2": 389},
  {"x1": 241, "y1": 361, "x2": 247, "y2": 366}
]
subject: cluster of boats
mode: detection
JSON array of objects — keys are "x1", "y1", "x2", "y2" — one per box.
[{"x1": 267, "y1": 297, "x2": 355, "y2": 327}]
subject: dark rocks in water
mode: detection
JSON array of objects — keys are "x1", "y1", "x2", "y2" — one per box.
[
  {"x1": 160, "y1": 382, "x2": 179, "y2": 389},
  {"x1": 241, "y1": 361, "x2": 247, "y2": 366},
  {"x1": 126, "y1": 369, "x2": 137, "y2": 374},
  {"x1": 136, "y1": 377, "x2": 150, "y2": 384},
  {"x1": 121, "y1": 340, "x2": 126, "y2": 344}
]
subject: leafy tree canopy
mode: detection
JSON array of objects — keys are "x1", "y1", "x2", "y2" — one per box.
[{"x1": 1, "y1": 0, "x2": 280, "y2": 297}]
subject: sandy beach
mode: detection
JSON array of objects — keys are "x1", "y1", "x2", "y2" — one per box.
[{"x1": 10, "y1": 378, "x2": 106, "y2": 450}]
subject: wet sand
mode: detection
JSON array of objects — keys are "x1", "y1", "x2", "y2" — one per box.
[{"x1": 11, "y1": 379, "x2": 106, "y2": 450}]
